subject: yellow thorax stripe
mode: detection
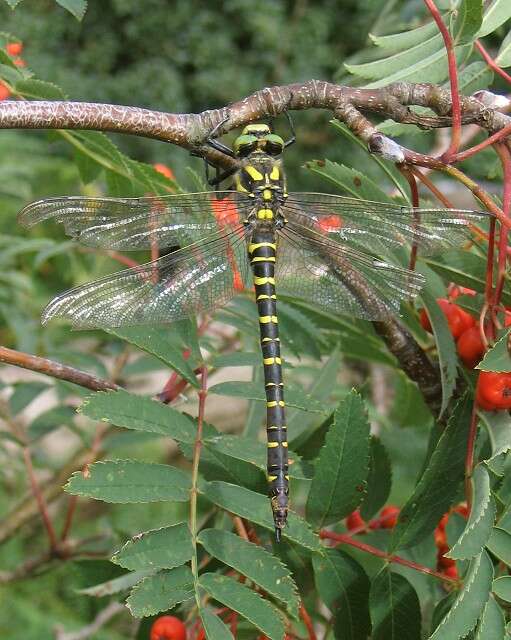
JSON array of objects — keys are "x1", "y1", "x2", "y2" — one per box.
[
  {"x1": 263, "y1": 356, "x2": 282, "y2": 365},
  {"x1": 256, "y1": 294, "x2": 277, "y2": 300},
  {"x1": 261, "y1": 336, "x2": 279, "y2": 342},
  {"x1": 245, "y1": 165, "x2": 264, "y2": 181},
  {"x1": 267, "y1": 400, "x2": 285, "y2": 407},
  {"x1": 254, "y1": 276, "x2": 275, "y2": 285},
  {"x1": 263, "y1": 189, "x2": 272, "y2": 200},
  {"x1": 259, "y1": 315, "x2": 278, "y2": 324},
  {"x1": 270, "y1": 165, "x2": 280, "y2": 180}
]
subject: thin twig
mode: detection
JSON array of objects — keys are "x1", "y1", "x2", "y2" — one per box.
[
  {"x1": 319, "y1": 530, "x2": 459, "y2": 585},
  {"x1": 475, "y1": 40, "x2": 511, "y2": 85},
  {"x1": 54, "y1": 601, "x2": 125, "y2": 640}
]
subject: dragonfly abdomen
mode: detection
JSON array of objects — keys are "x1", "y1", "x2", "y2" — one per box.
[{"x1": 249, "y1": 229, "x2": 289, "y2": 541}]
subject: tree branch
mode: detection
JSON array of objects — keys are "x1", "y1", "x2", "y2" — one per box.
[{"x1": 0, "y1": 346, "x2": 120, "y2": 392}]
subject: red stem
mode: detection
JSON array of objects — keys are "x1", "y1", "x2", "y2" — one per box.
[
  {"x1": 483, "y1": 217, "x2": 497, "y2": 342},
  {"x1": 319, "y1": 530, "x2": 458, "y2": 584},
  {"x1": 23, "y1": 448, "x2": 59, "y2": 550},
  {"x1": 453, "y1": 124, "x2": 511, "y2": 163},
  {"x1": 299, "y1": 603, "x2": 317, "y2": 640},
  {"x1": 464, "y1": 401, "x2": 479, "y2": 512},
  {"x1": 424, "y1": 0, "x2": 462, "y2": 160},
  {"x1": 492, "y1": 143, "x2": 511, "y2": 307},
  {"x1": 410, "y1": 167, "x2": 455, "y2": 208},
  {"x1": 475, "y1": 40, "x2": 511, "y2": 85}
]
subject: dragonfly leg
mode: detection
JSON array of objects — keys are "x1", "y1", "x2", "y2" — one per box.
[
  {"x1": 206, "y1": 116, "x2": 235, "y2": 158},
  {"x1": 283, "y1": 111, "x2": 296, "y2": 149}
]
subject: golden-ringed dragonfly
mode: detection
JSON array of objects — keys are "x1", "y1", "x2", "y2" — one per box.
[{"x1": 18, "y1": 120, "x2": 486, "y2": 541}]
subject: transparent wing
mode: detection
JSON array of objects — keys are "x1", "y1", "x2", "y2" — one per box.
[
  {"x1": 275, "y1": 224, "x2": 424, "y2": 320},
  {"x1": 18, "y1": 191, "x2": 254, "y2": 251},
  {"x1": 42, "y1": 228, "x2": 251, "y2": 329},
  {"x1": 284, "y1": 192, "x2": 487, "y2": 255}
]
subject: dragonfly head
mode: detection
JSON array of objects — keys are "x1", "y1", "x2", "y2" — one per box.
[{"x1": 233, "y1": 123, "x2": 285, "y2": 158}]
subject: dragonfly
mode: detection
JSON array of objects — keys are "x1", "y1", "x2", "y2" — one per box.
[{"x1": 18, "y1": 120, "x2": 486, "y2": 541}]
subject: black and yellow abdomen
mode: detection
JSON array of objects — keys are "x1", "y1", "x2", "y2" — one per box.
[{"x1": 248, "y1": 230, "x2": 289, "y2": 540}]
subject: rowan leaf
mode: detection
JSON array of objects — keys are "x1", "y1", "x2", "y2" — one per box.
[
  {"x1": 429, "y1": 551, "x2": 493, "y2": 639},
  {"x1": 492, "y1": 576, "x2": 511, "y2": 602},
  {"x1": 312, "y1": 548, "x2": 370, "y2": 640},
  {"x1": 477, "y1": 330, "x2": 511, "y2": 372},
  {"x1": 200, "y1": 607, "x2": 234, "y2": 640},
  {"x1": 126, "y1": 566, "x2": 194, "y2": 618},
  {"x1": 111, "y1": 523, "x2": 192, "y2": 571},
  {"x1": 79, "y1": 390, "x2": 197, "y2": 444},
  {"x1": 486, "y1": 527, "x2": 511, "y2": 566},
  {"x1": 474, "y1": 595, "x2": 505, "y2": 639},
  {"x1": 65, "y1": 460, "x2": 191, "y2": 503},
  {"x1": 199, "y1": 573, "x2": 285, "y2": 640},
  {"x1": 369, "y1": 569, "x2": 421, "y2": 640},
  {"x1": 360, "y1": 436, "x2": 392, "y2": 520},
  {"x1": 198, "y1": 528, "x2": 299, "y2": 618},
  {"x1": 448, "y1": 465, "x2": 496, "y2": 560},
  {"x1": 390, "y1": 394, "x2": 470, "y2": 551},
  {"x1": 200, "y1": 480, "x2": 320, "y2": 551},
  {"x1": 306, "y1": 391, "x2": 371, "y2": 528}
]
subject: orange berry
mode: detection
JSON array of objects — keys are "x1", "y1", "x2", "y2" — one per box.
[
  {"x1": 346, "y1": 510, "x2": 366, "y2": 532},
  {"x1": 0, "y1": 82, "x2": 10, "y2": 101},
  {"x1": 6, "y1": 42, "x2": 23, "y2": 56},
  {"x1": 150, "y1": 616, "x2": 186, "y2": 640},
  {"x1": 379, "y1": 505, "x2": 400, "y2": 529},
  {"x1": 443, "y1": 564, "x2": 458, "y2": 579},
  {"x1": 434, "y1": 527, "x2": 447, "y2": 548},
  {"x1": 153, "y1": 162, "x2": 175, "y2": 180},
  {"x1": 13, "y1": 57, "x2": 26, "y2": 67},
  {"x1": 476, "y1": 372, "x2": 511, "y2": 411},
  {"x1": 419, "y1": 298, "x2": 475, "y2": 338},
  {"x1": 457, "y1": 326, "x2": 485, "y2": 369},
  {"x1": 316, "y1": 214, "x2": 343, "y2": 232}
]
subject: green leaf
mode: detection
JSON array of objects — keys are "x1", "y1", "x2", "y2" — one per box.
[
  {"x1": 429, "y1": 551, "x2": 493, "y2": 639},
  {"x1": 312, "y1": 548, "x2": 370, "y2": 640},
  {"x1": 112, "y1": 523, "x2": 192, "y2": 571},
  {"x1": 55, "y1": 0, "x2": 88, "y2": 20},
  {"x1": 209, "y1": 380, "x2": 326, "y2": 414},
  {"x1": 9, "y1": 381, "x2": 50, "y2": 414},
  {"x1": 486, "y1": 527, "x2": 511, "y2": 566},
  {"x1": 370, "y1": 569, "x2": 421, "y2": 640},
  {"x1": 360, "y1": 437, "x2": 392, "y2": 520},
  {"x1": 200, "y1": 481, "x2": 320, "y2": 551},
  {"x1": 477, "y1": 330, "x2": 511, "y2": 372},
  {"x1": 126, "y1": 566, "x2": 194, "y2": 618},
  {"x1": 79, "y1": 390, "x2": 197, "y2": 444},
  {"x1": 481, "y1": 411, "x2": 511, "y2": 461},
  {"x1": 28, "y1": 405, "x2": 76, "y2": 440},
  {"x1": 200, "y1": 607, "x2": 234, "y2": 640},
  {"x1": 496, "y1": 29, "x2": 511, "y2": 67},
  {"x1": 448, "y1": 465, "x2": 495, "y2": 560},
  {"x1": 420, "y1": 290, "x2": 458, "y2": 416},
  {"x1": 369, "y1": 20, "x2": 439, "y2": 53},
  {"x1": 306, "y1": 159, "x2": 393, "y2": 202},
  {"x1": 492, "y1": 576, "x2": 511, "y2": 602},
  {"x1": 108, "y1": 325, "x2": 200, "y2": 387},
  {"x1": 453, "y1": 0, "x2": 483, "y2": 44},
  {"x1": 78, "y1": 569, "x2": 153, "y2": 597},
  {"x1": 14, "y1": 79, "x2": 67, "y2": 100},
  {"x1": 474, "y1": 595, "x2": 505, "y2": 639},
  {"x1": 306, "y1": 391, "x2": 371, "y2": 528},
  {"x1": 479, "y1": 0, "x2": 511, "y2": 37},
  {"x1": 65, "y1": 460, "x2": 191, "y2": 503},
  {"x1": 390, "y1": 394, "x2": 471, "y2": 551},
  {"x1": 454, "y1": 61, "x2": 494, "y2": 95},
  {"x1": 198, "y1": 529, "x2": 299, "y2": 618},
  {"x1": 199, "y1": 573, "x2": 284, "y2": 640},
  {"x1": 345, "y1": 34, "x2": 443, "y2": 80}
]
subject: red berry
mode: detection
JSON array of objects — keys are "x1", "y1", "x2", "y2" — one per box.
[
  {"x1": 476, "y1": 372, "x2": 511, "y2": 411},
  {"x1": 316, "y1": 214, "x2": 343, "y2": 232},
  {"x1": 13, "y1": 57, "x2": 26, "y2": 67},
  {"x1": 434, "y1": 527, "x2": 447, "y2": 548},
  {"x1": 6, "y1": 42, "x2": 23, "y2": 56},
  {"x1": 419, "y1": 299, "x2": 474, "y2": 339},
  {"x1": 437, "y1": 513, "x2": 449, "y2": 532},
  {"x1": 448, "y1": 284, "x2": 476, "y2": 300},
  {"x1": 454, "y1": 503, "x2": 470, "y2": 519},
  {"x1": 153, "y1": 163, "x2": 175, "y2": 180},
  {"x1": 346, "y1": 510, "x2": 366, "y2": 532},
  {"x1": 457, "y1": 326, "x2": 485, "y2": 369},
  {"x1": 0, "y1": 82, "x2": 10, "y2": 101},
  {"x1": 379, "y1": 505, "x2": 400, "y2": 529},
  {"x1": 150, "y1": 616, "x2": 187, "y2": 640},
  {"x1": 443, "y1": 564, "x2": 459, "y2": 579},
  {"x1": 437, "y1": 549, "x2": 456, "y2": 569}
]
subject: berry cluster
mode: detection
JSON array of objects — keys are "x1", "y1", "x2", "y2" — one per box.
[
  {"x1": 0, "y1": 41, "x2": 26, "y2": 101},
  {"x1": 434, "y1": 504, "x2": 469, "y2": 580},
  {"x1": 419, "y1": 287, "x2": 511, "y2": 411},
  {"x1": 345, "y1": 504, "x2": 401, "y2": 533}
]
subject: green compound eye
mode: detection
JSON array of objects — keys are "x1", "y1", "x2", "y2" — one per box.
[
  {"x1": 263, "y1": 134, "x2": 285, "y2": 155},
  {"x1": 233, "y1": 134, "x2": 258, "y2": 157}
]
